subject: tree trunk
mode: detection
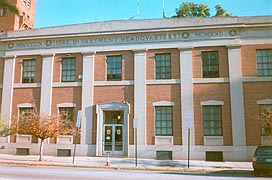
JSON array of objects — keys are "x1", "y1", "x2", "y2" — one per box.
[{"x1": 39, "y1": 139, "x2": 44, "y2": 161}]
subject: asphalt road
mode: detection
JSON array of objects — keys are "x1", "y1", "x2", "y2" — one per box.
[{"x1": 0, "y1": 165, "x2": 268, "y2": 180}]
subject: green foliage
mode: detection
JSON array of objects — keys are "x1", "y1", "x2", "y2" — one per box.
[
  {"x1": 0, "y1": 0, "x2": 19, "y2": 15},
  {"x1": 172, "y1": 2, "x2": 210, "y2": 18},
  {"x1": 215, "y1": 5, "x2": 232, "y2": 17},
  {"x1": 172, "y1": 2, "x2": 232, "y2": 18}
]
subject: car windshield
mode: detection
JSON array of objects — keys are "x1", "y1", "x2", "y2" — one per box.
[{"x1": 255, "y1": 146, "x2": 272, "y2": 156}]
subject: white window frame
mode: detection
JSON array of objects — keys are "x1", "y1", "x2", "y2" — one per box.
[
  {"x1": 1, "y1": 8, "x2": 7, "y2": 16},
  {"x1": 27, "y1": 0, "x2": 31, "y2": 8}
]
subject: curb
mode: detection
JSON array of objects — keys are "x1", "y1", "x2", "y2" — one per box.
[{"x1": 0, "y1": 160, "x2": 253, "y2": 175}]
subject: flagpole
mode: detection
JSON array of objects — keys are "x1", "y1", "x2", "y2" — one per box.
[
  {"x1": 137, "y1": 0, "x2": 140, "y2": 19},
  {"x1": 162, "y1": 0, "x2": 165, "y2": 18}
]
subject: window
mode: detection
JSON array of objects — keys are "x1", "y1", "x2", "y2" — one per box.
[
  {"x1": 155, "y1": 106, "x2": 173, "y2": 136},
  {"x1": 1, "y1": 8, "x2": 7, "y2": 16},
  {"x1": 206, "y1": 151, "x2": 223, "y2": 161},
  {"x1": 59, "y1": 107, "x2": 74, "y2": 122},
  {"x1": 22, "y1": 59, "x2": 36, "y2": 83},
  {"x1": 107, "y1": 55, "x2": 122, "y2": 81},
  {"x1": 16, "y1": 148, "x2": 29, "y2": 155},
  {"x1": 27, "y1": 0, "x2": 31, "y2": 8},
  {"x1": 61, "y1": 58, "x2": 76, "y2": 82},
  {"x1": 155, "y1": 53, "x2": 171, "y2": 79},
  {"x1": 202, "y1": 51, "x2": 219, "y2": 78},
  {"x1": 19, "y1": 107, "x2": 33, "y2": 116},
  {"x1": 22, "y1": 0, "x2": 26, "y2": 5},
  {"x1": 18, "y1": 107, "x2": 33, "y2": 133},
  {"x1": 156, "y1": 151, "x2": 172, "y2": 160},
  {"x1": 259, "y1": 104, "x2": 272, "y2": 136},
  {"x1": 257, "y1": 49, "x2": 272, "y2": 76},
  {"x1": 203, "y1": 105, "x2": 222, "y2": 136}
]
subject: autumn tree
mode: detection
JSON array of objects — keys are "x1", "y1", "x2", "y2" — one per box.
[
  {"x1": 0, "y1": 118, "x2": 16, "y2": 137},
  {"x1": 172, "y1": 2, "x2": 232, "y2": 18},
  {"x1": 0, "y1": 0, "x2": 19, "y2": 15},
  {"x1": 17, "y1": 111, "x2": 78, "y2": 161}
]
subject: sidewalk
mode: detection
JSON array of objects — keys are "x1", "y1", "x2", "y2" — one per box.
[{"x1": 0, "y1": 154, "x2": 253, "y2": 174}]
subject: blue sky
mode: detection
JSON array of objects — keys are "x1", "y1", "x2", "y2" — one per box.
[{"x1": 35, "y1": 0, "x2": 272, "y2": 28}]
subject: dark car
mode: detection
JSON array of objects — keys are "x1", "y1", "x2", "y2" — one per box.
[{"x1": 252, "y1": 145, "x2": 272, "y2": 176}]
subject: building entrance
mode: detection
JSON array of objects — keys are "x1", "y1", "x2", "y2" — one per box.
[{"x1": 102, "y1": 110, "x2": 125, "y2": 156}]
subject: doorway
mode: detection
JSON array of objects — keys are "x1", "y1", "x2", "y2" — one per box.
[
  {"x1": 104, "y1": 125, "x2": 124, "y2": 155},
  {"x1": 103, "y1": 110, "x2": 124, "y2": 155},
  {"x1": 96, "y1": 102, "x2": 129, "y2": 157}
]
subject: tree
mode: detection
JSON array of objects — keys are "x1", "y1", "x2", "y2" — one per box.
[
  {"x1": 172, "y1": 2, "x2": 210, "y2": 18},
  {"x1": 0, "y1": 118, "x2": 16, "y2": 137},
  {"x1": 172, "y1": 2, "x2": 232, "y2": 18},
  {"x1": 261, "y1": 105, "x2": 272, "y2": 137},
  {"x1": 17, "y1": 111, "x2": 78, "y2": 161},
  {"x1": 0, "y1": 0, "x2": 19, "y2": 15},
  {"x1": 215, "y1": 5, "x2": 232, "y2": 17}
]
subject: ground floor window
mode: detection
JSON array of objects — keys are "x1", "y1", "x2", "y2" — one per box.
[
  {"x1": 59, "y1": 107, "x2": 74, "y2": 122},
  {"x1": 259, "y1": 104, "x2": 272, "y2": 136},
  {"x1": 155, "y1": 106, "x2": 173, "y2": 136},
  {"x1": 18, "y1": 107, "x2": 33, "y2": 134},
  {"x1": 203, "y1": 105, "x2": 222, "y2": 136}
]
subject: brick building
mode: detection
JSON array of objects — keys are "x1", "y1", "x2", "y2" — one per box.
[
  {"x1": 0, "y1": 0, "x2": 36, "y2": 32},
  {"x1": 0, "y1": 16, "x2": 271, "y2": 161}
]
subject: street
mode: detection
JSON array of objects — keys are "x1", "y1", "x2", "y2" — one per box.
[{"x1": 0, "y1": 165, "x2": 269, "y2": 180}]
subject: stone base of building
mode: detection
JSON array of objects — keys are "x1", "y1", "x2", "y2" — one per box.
[
  {"x1": 0, "y1": 141, "x2": 259, "y2": 161},
  {"x1": 128, "y1": 145, "x2": 253, "y2": 161}
]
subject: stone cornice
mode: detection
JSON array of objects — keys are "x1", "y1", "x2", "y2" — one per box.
[
  {"x1": 1, "y1": 29, "x2": 241, "y2": 51},
  {"x1": 3, "y1": 16, "x2": 272, "y2": 40},
  {"x1": 0, "y1": 17, "x2": 271, "y2": 52}
]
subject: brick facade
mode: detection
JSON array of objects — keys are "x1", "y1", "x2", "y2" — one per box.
[
  {"x1": 193, "y1": 83, "x2": 232, "y2": 145},
  {"x1": 146, "y1": 84, "x2": 181, "y2": 145},
  {"x1": 193, "y1": 46, "x2": 229, "y2": 78},
  {"x1": 0, "y1": 16, "x2": 271, "y2": 161},
  {"x1": 243, "y1": 82, "x2": 272, "y2": 145},
  {"x1": 0, "y1": 0, "x2": 36, "y2": 32},
  {"x1": 13, "y1": 55, "x2": 42, "y2": 83}
]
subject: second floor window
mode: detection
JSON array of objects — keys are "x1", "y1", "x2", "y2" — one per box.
[
  {"x1": 62, "y1": 58, "x2": 76, "y2": 82},
  {"x1": 203, "y1": 105, "x2": 222, "y2": 136},
  {"x1": 155, "y1": 53, "x2": 171, "y2": 79},
  {"x1": 257, "y1": 49, "x2": 272, "y2": 76},
  {"x1": 202, "y1": 51, "x2": 219, "y2": 78},
  {"x1": 107, "y1": 55, "x2": 122, "y2": 81},
  {"x1": 22, "y1": 59, "x2": 35, "y2": 83}
]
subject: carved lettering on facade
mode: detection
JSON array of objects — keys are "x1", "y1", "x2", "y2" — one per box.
[
  {"x1": 2, "y1": 30, "x2": 231, "y2": 51},
  {"x1": 16, "y1": 41, "x2": 43, "y2": 48},
  {"x1": 194, "y1": 31, "x2": 224, "y2": 38}
]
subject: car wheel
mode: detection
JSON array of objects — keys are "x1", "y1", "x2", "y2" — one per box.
[{"x1": 254, "y1": 169, "x2": 261, "y2": 177}]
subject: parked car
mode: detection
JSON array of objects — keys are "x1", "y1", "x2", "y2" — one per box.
[{"x1": 252, "y1": 145, "x2": 272, "y2": 176}]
